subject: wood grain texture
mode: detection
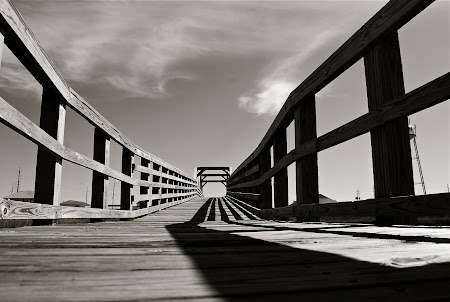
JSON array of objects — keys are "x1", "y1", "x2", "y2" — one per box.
[
  {"x1": 227, "y1": 192, "x2": 261, "y2": 201},
  {"x1": 0, "y1": 197, "x2": 194, "y2": 220},
  {"x1": 364, "y1": 32, "x2": 414, "y2": 225},
  {"x1": 294, "y1": 95, "x2": 319, "y2": 210},
  {"x1": 0, "y1": 95, "x2": 138, "y2": 185},
  {"x1": 227, "y1": 164, "x2": 259, "y2": 186},
  {"x1": 91, "y1": 128, "x2": 110, "y2": 209},
  {"x1": 230, "y1": 0, "x2": 434, "y2": 180},
  {"x1": 227, "y1": 193, "x2": 450, "y2": 220},
  {"x1": 227, "y1": 71, "x2": 450, "y2": 191},
  {"x1": 34, "y1": 87, "x2": 65, "y2": 206},
  {"x1": 273, "y1": 128, "x2": 288, "y2": 208},
  {"x1": 3, "y1": 196, "x2": 450, "y2": 301},
  {"x1": 120, "y1": 148, "x2": 133, "y2": 211},
  {"x1": 135, "y1": 165, "x2": 196, "y2": 186}
]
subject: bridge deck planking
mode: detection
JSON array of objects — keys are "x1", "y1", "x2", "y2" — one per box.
[{"x1": 1, "y1": 197, "x2": 450, "y2": 301}]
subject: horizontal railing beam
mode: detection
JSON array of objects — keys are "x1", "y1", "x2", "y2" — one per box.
[
  {"x1": 231, "y1": 0, "x2": 434, "y2": 179},
  {"x1": 0, "y1": 197, "x2": 196, "y2": 220},
  {"x1": 0, "y1": 0, "x2": 193, "y2": 181},
  {"x1": 0, "y1": 95, "x2": 135, "y2": 184},
  {"x1": 228, "y1": 72, "x2": 450, "y2": 190},
  {"x1": 227, "y1": 164, "x2": 259, "y2": 186},
  {"x1": 227, "y1": 193, "x2": 450, "y2": 219}
]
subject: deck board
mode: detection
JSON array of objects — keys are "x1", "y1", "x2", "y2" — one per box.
[{"x1": 1, "y1": 197, "x2": 450, "y2": 301}]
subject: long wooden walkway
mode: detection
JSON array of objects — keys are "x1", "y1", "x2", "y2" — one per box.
[{"x1": 2, "y1": 197, "x2": 450, "y2": 301}]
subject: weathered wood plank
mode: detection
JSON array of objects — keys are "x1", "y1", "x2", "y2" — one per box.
[
  {"x1": 120, "y1": 148, "x2": 133, "y2": 211},
  {"x1": 296, "y1": 193, "x2": 450, "y2": 218},
  {"x1": 0, "y1": 95, "x2": 139, "y2": 185},
  {"x1": 34, "y1": 87, "x2": 65, "y2": 206},
  {"x1": 133, "y1": 192, "x2": 196, "y2": 204},
  {"x1": 230, "y1": 0, "x2": 434, "y2": 179},
  {"x1": 0, "y1": 1, "x2": 194, "y2": 181},
  {"x1": 364, "y1": 32, "x2": 415, "y2": 225},
  {"x1": 232, "y1": 193, "x2": 450, "y2": 219},
  {"x1": 273, "y1": 128, "x2": 288, "y2": 208},
  {"x1": 227, "y1": 164, "x2": 259, "y2": 186},
  {"x1": 227, "y1": 192, "x2": 260, "y2": 201},
  {"x1": 260, "y1": 205, "x2": 295, "y2": 218},
  {"x1": 0, "y1": 197, "x2": 194, "y2": 220},
  {"x1": 91, "y1": 128, "x2": 110, "y2": 209},
  {"x1": 227, "y1": 71, "x2": 450, "y2": 191},
  {"x1": 294, "y1": 95, "x2": 319, "y2": 221},
  {"x1": 135, "y1": 165, "x2": 196, "y2": 185}
]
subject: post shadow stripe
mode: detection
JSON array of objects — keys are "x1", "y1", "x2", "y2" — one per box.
[
  {"x1": 222, "y1": 198, "x2": 243, "y2": 220},
  {"x1": 189, "y1": 198, "x2": 213, "y2": 223},
  {"x1": 207, "y1": 198, "x2": 216, "y2": 221},
  {"x1": 225, "y1": 196, "x2": 260, "y2": 220},
  {"x1": 217, "y1": 198, "x2": 230, "y2": 222}
]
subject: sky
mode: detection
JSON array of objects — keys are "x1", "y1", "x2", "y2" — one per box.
[{"x1": 0, "y1": 0, "x2": 448, "y2": 204}]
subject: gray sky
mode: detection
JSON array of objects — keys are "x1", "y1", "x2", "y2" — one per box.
[{"x1": 0, "y1": 0, "x2": 448, "y2": 203}]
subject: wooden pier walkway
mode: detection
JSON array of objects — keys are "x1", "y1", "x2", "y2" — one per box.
[
  {"x1": 1, "y1": 1, "x2": 450, "y2": 300},
  {"x1": 2, "y1": 197, "x2": 450, "y2": 301}
]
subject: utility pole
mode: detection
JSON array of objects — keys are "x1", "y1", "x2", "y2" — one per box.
[
  {"x1": 16, "y1": 167, "x2": 21, "y2": 193},
  {"x1": 85, "y1": 187, "x2": 88, "y2": 204}
]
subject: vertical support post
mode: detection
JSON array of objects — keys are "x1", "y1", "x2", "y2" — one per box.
[
  {"x1": 120, "y1": 148, "x2": 133, "y2": 210},
  {"x1": 273, "y1": 129, "x2": 288, "y2": 208},
  {"x1": 364, "y1": 32, "x2": 415, "y2": 226},
  {"x1": 34, "y1": 87, "x2": 66, "y2": 207},
  {"x1": 294, "y1": 95, "x2": 319, "y2": 222},
  {"x1": 91, "y1": 129, "x2": 110, "y2": 210},
  {"x1": 140, "y1": 158, "x2": 150, "y2": 209},
  {"x1": 260, "y1": 147, "x2": 272, "y2": 209},
  {"x1": 0, "y1": 33, "x2": 4, "y2": 69}
]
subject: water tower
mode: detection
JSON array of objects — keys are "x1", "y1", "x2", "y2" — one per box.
[{"x1": 409, "y1": 123, "x2": 426, "y2": 194}]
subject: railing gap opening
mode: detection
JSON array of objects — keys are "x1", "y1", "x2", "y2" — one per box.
[
  {"x1": 61, "y1": 160, "x2": 92, "y2": 206},
  {"x1": 65, "y1": 107, "x2": 94, "y2": 158},
  {"x1": 0, "y1": 123, "x2": 37, "y2": 197},
  {"x1": 318, "y1": 133, "x2": 374, "y2": 202},
  {"x1": 398, "y1": 0, "x2": 449, "y2": 94},
  {"x1": 0, "y1": 46, "x2": 42, "y2": 124},
  {"x1": 316, "y1": 59, "x2": 368, "y2": 137}
]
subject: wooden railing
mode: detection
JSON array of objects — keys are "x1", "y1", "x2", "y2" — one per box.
[
  {"x1": 227, "y1": 0, "x2": 450, "y2": 225},
  {"x1": 0, "y1": 0, "x2": 198, "y2": 221}
]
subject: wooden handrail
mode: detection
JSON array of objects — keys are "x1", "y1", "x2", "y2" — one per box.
[
  {"x1": 229, "y1": 0, "x2": 434, "y2": 180},
  {"x1": 227, "y1": 193, "x2": 450, "y2": 219},
  {"x1": 228, "y1": 72, "x2": 450, "y2": 190},
  {"x1": 0, "y1": 0, "x2": 199, "y2": 218},
  {"x1": 227, "y1": 0, "x2": 449, "y2": 225}
]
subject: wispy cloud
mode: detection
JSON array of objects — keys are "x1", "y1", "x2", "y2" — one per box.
[{"x1": 5, "y1": 0, "x2": 385, "y2": 106}]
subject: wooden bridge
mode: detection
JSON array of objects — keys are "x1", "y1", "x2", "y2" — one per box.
[{"x1": 0, "y1": 0, "x2": 449, "y2": 300}]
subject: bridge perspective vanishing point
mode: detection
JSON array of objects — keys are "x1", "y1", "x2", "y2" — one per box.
[{"x1": 0, "y1": 0, "x2": 450, "y2": 301}]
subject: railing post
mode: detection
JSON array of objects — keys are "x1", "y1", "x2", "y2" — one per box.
[
  {"x1": 273, "y1": 129, "x2": 288, "y2": 208},
  {"x1": 294, "y1": 96, "x2": 319, "y2": 222},
  {"x1": 259, "y1": 148, "x2": 272, "y2": 209},
  {"x1": 91, "y1": 129, "x2": 110, "y2": 211},
  {"x1": 120, "y1": 148, "x2": 133, "y2": 211},
  {"x1": 140, "y1": 158, "x2": 150, "y2": 208},
  {"x1": 364, "y1": 32, "x2": 415, "y2": 226},
  {"x1": 0, "y1": 32, "x2": 4, "y2": 68},
  {"x1": 34, "y1": 87, "x2": 66, "y2": 207}
]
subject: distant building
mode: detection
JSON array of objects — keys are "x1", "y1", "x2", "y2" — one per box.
[
  {"x1": 319, "y1": 194, "x2": 337, "y2": 204},
  {"x1": 60, "y1": 200, "x2": 90, "y2": 208},
  {"x1": 3, "y1": 191, "x2": 34, "y2": 203}
]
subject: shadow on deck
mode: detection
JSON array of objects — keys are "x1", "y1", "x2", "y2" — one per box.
[{"x1": 167, "y1": 198, "x2": 450, "y2": 301}]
